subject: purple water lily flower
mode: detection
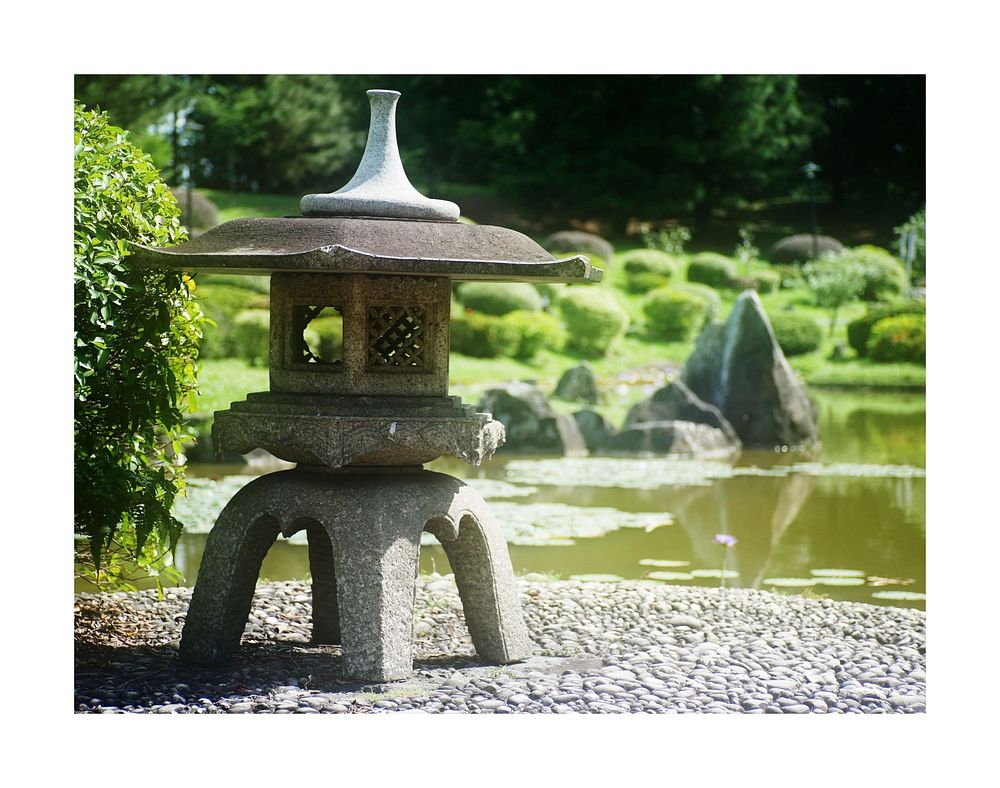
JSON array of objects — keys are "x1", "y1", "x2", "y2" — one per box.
[{"x1": 714, "y1": 534, "x2": 738, "y2": 547}]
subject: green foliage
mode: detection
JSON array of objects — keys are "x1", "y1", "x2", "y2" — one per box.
[
  {"x1": 638, "y1": 222, "x2": 691, "y2": 255},
  {"x1": 837, "y1": 245, "x2": 907, "y2": 301},
  {"x1": 734, "y1": 227, "x2": 760, "y2": 270},
  {"x1": 894, "y1": 204, "x2": 926, "y2": 279},
  {"x1": 450, "y1": 311, "x2": 522, "y2": 358},
  {"x1": 868, "y1": 314, "x2": 926, "y2": 364},
  {"x1": 231, "y1": 309, "x2": 270, "y2": 366},
  {"x1": 74, "y1": 103, "x2": 204, "y2": 588},
  {"x1": 768, "y1": 312, "x2": 823, "y2": 356},
  {"x1": 672, "y1": 282, "x2": 722, "y2": 320},
  {"x1": 686, "y1": 253, "x2": 739, "y2": 289},
  {"x1": 622, "y1": 249, "x2": 682, "y2": 293},
  {"x1": 557, "y1": 287, "x2": 630, "y2": 357},
  {"x1": 458, "y1": 281, "x2": 543, "y2": 316},
  {"x1": 771, "y1": 264, "x2": 804, "y2": 289},
  {"x1": 642, "y1": 287, "x2": 713, "y2": 341},
  {"x1": 803, "y1": 257, "x2": 867, "y2": 336},
  {"x1": 749, "y1": 269, "x2": 781, "y2": 294},
  {"x1": 846, "y1": 300, "x2": 926, "y2": 357},
  {"x1": 307, "y1": 314, "x2": 344, "y2": 361},
  {"x1": 503, "y1": 310, "x2": 567, "y2": 359},
  {"x1": 196, "y1": 282, "x2": 270, "y2": 359}
]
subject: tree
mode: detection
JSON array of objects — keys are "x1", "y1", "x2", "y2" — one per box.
[
  {"x1": 803, "y1": 257, "x2": 866, "y2": 338},
  {"x1": 74, "y1": 103, "x2": 205, "y2": 588}
]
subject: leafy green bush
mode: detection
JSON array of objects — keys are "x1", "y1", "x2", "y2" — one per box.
[
  {"x1": 868, "y1": 314, "x2": 926, "y2": 364},
  {"x1": 74, "y1": 103, "x2": 205, "y2": 587},
  {"x1": 768, "y1": 312, "x2": 823, "y2": 356},
  {"x1": 749, "y1": 269, "x2": 781, "y2": 294},
  {"x1": 771, "y1": 264, "x2": 804, "y2": 289},
  {"x1": 196, "y1": 283, "x2": 270, "y2": 358},
  {"x1": 503, "y1": 310, "x2": 567, "y2": 359},
  {"x1": 544, "y1": 231, "x2": 614, "y2": 265},
  {"x1": 838, "y1": 245, "x2": 907, "y2": 301},
  {"x1": 458, "y1": 282, "x2": 543, "y2": 316},
  {"x1": 231, "y1": 309, "x2": 270, "y2": 366},
  {"x1": 847, "y1": 300, "x2": 926, "y2": 357},
  {"x1": 622, "y1": 249, "x2": 681, "y2": 293},
  {"x1": 803, "y1": 257, "x2": 867, "y2": 336},
  {"x1": 450, "y1": 311, "x2": 522, "y2": 358},
  {"x1": 308, "y1": 314, "x2": 344, "y2": 361},
  {"x1": 557, "y1": 287, "x2": 630, "y2": 357},
  {"x1": 686, "y1": 252, "x2": 739, "y2": 289},
  {"x1": 672, "y1": 282, "x2": 722, "y2": 320},
  {"x1": 642, "y1": 287, "x2": 713, "y2": 341}
]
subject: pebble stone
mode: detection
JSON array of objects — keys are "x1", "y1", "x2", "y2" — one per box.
[{"x1": 75, "y1": 576, "x2": 925, "y2": 715}]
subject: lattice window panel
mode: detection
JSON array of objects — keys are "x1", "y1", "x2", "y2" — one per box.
[{"x1": 367, "y1": 306, "x2": 427, "y2": 368}]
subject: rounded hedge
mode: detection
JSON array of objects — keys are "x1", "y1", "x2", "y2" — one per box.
[
  {"x1": 768, "y1": 311, "x2": 823, "y2": 357},
  {"x1": 839, "y1": 245, "x2": 907, "y2": 301},
  {"x1": 503, "y1": 309, "x2": 567, "y2": 359},
  {"x1": 74, "y1": 103, "x2": 205, "y2": 581},
  {"x1": 557, "y1": 287, "x2": 630, "y2": 357},
  {"x1": 622, "y1": 249, "x2": 681, "y2": 293},
  {"x1": 749, "y1": 269, "x2": 781, "y2": 294},
  {"x1": 847, "y1": 300, "x2": 925, "y2": 357},
  {"x1": 196, "y1": 283, "x2": 270, "y2": 359},
  {"x1": 868, "y1": 314, "x2": 926, "y2": 364},
  {"x1": 544, "y1": 230, "x2": 614, "y2": 265},
  {"x1": 231, "y1": 309, "x2": 270, "y2": 366},
  {"x1": 642, "y1": 287, "x2": 712, "y2": 341},
  {"x1": 686, "y1": 253, "x2": 739, "y2": 289},
  {"x1": 450, "y1": 311, "x2": 522, "y2": 358},
  {"x1": 458, "y1": 282, "x2": 543, "y2": 316},
  {"x1": 672, "y1": 282, "x2": 722, "y2": 320}
]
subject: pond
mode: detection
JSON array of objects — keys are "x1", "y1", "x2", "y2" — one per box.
[{"x1": 83, "y1": 389, "x2": 926, "y2": 609}]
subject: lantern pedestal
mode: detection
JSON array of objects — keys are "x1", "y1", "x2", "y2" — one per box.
[{"x1": 179, "y1": 466, "x2": 533, "y2": 682}]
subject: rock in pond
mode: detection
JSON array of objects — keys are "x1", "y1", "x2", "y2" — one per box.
[
  {"x1": 478, "y1": 382, "x2": 588, "y2": 455},
  {"x1": 572, "y1": 409, "x2": 616, "y2": 452},
  {"x1": 624, "y1": 379, "x2": 740, "y2": 446},
  {"x1": 554, "y1": 364, "x2": 600, "y2": 405},
  {"x1": 681, "y1": 291, "x2": 819, "y2": 450},
  {"x1": 606, "y1": 420, "x2": 737, "y2": 458}
]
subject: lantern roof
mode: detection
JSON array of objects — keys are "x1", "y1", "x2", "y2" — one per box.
[{"x1": 133, "y1": 87, "x2": 603, "y2": 284}]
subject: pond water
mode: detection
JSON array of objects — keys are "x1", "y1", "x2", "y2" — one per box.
[{"x1": 88, "y1": 389, "x2": 926, "y2": 609}]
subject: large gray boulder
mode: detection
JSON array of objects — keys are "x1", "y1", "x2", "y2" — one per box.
[
  {"x1": 606, "y1": 420, "x2": 737, "y2": 459},
  {"x1": 554, "y1": 364, "x2": 599, "y2": 405},
  {"x1": 477, "y1": 382, "x2": 587, "y2": 455},
  {"x1": 572, "y1": 409, "x2": 616, "y2": 452},
  {"x1": 624, "y1": 379, "x2": 740, "y2": 446},
  {"x1": 681, "y1": 290, "x2": 820, "y2": 449},
  {"x1": 767, "y1": 233, "x2": 844, "y2": 264}
]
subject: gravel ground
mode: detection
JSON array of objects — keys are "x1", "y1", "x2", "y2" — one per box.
[{"x1": 74, "y1": 574, "x2": 926, "y2": 714}]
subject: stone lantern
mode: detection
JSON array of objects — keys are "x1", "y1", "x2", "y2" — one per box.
[{"x1": 135, "y1": 89, "x2": 603, "y2": 682}]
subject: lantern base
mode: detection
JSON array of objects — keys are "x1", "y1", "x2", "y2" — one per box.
[
  {"x1": 178, "y1": 466, "x2": 533, "y2": 682},
  {"x1": 212, "y1": 392, "x2": 505, "y2": 468}
]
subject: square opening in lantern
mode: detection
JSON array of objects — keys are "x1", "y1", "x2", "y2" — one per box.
[{"x1": 292, "y1": 305, "x2": 344, "y2": 366}]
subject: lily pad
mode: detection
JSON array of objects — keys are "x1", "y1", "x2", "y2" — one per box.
[
  {"x1": 690, "y1": 569, "x2": 739, "y2": 579},
  {"x1": 775, "y1": 462, "x2": 925, "y2": 478},
  {"x1": 871, "y1": 590, "x2": 926, "y2": 601},
  {"x1": 462, "y1": 478, "x2": 538, "y2": 499},
  {"x1": 810, "y1": 568, "x2": 866, "y2": 578},
  {"x1": 763, "y1": 577, "x2": 818, "y2": 587},
  {"x1": 815, "y1": 577, "x2": 866, "y2": 587},
  {"x1": 502, "y1": 457, "x2": 737, "y2": 490},
  {"x1": 568, "y1": 574, "x2": 623, "y2": 583},
  {"x1": 639, "y1": 559, "x2": 691, "y2": 568},
  {"x1": 646, "y1": 571, "x2": 695, "y2": 581}
]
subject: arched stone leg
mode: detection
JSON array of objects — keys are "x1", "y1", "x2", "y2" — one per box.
[
  {"x1": 306, "y1": 523, "x2": 340, "y2": 644},
  {"x1": 427, "y1": 487, "x2": 532, "y2": 665},
  {"x1": 179, "y1": 476, "x2": 282, "y2": 664}
]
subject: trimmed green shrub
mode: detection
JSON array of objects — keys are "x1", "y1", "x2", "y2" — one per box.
[
  {"x1": 503, "y1": 310, "x2": 567, "y2": 359},
  {"x1": 868, "y1": 314, "x2": 926, "y2": 364},
  {"x1": 803, "y1": 257, "x2": 867, "y2": 337},
  {"x1": 74, "y1": 103, "x2": 205, "y2": 587},
  {"x1": 686, "y1": 253, "x2": 739, "y2": 289},
  {"x1": 231, "y1": 309, "x2": 270, "y2": 366},
  {"x1": 839, "y1": 245, "x2": 907, "y2": 301},
  {"x1": 771, "y1": 264, "x2": 804, "y2": 289},
  {"x1": 557, "y1": 287, "x2": 630, "y2": 357},
  {"x1": 622, "y1": 249, "x2": 681, "y2": 293},
  {"x1": 544, "y1": 230, "x2": 614, "y2": 265},
  {"x1": 672, "y1": 282, "x2": 722, "y2": 320},
  {"x1": 847, "y1": 300, "x2": 926, "y2": 357},
  {"x1": 197, "y1": 283, "x2": 270, "y2": 359},
  {"x1": 642, "y1": 287, "x2": 712, "y2": 341},
  {"x1": 768, "y1": 312, "x2": 823, "y2": 356},
  {"x1": 533, "y1": 282, "x2": 567, "y2": 308},
  {"x1": 458, "y1": 282, "x2": 543, "y2": 316},
  {"x1": 450, "y1": 311, "x2": 522, "y2": 358},
  {"x1": 308, "y1": 314, "x2": 344, "y2": 361},
  {"x1": 749, "y1": 269, "x2": 781, "y2": 294}
]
